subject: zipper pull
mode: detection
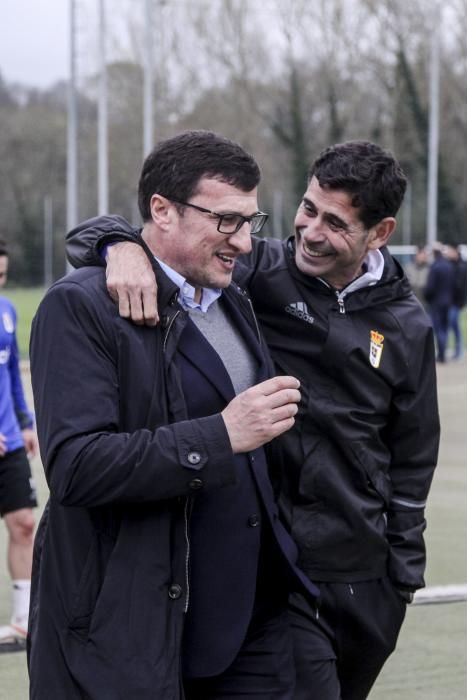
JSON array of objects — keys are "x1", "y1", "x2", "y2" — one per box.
[{"x1": 336, "y1": 294, "x2": 346, "y2": 314}]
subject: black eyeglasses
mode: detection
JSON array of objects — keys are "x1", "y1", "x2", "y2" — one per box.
[{"x1": 170, "y1": 198, "x2": 268, "y2": 235}]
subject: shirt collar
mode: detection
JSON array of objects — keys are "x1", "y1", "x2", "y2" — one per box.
[
  {"x1": 343, "y1": 248, "x2": 385, "y2": 293},
  {"x1": 156, "y1": 258, "x2": 222, "y2": 312},
  {"x1": 316, "y1": 249, "x2": 385, "y2": 296}
]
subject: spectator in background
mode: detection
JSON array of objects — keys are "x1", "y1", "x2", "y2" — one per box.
[
  {"x1": 445, "y1": 243, "x2": 467, "y2": 360},
  {"x1": 0, "y1": 239, "x2": 38, "y2": 651},
  {"x1": 405, "y1": 245, "x2": 429, "y2": 304},
  {"x1": 424, "y1": 242, "x2": 456, "y2": 363}
]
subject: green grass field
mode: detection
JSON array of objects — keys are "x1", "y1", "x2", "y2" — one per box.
[{"x1": 0, "y1": 291, "x2": 466, "y2": 698}]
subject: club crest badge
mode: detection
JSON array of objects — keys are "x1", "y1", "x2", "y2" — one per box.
[
  {"x1": 2, "y1": 311, "x2": 14, "y2": 334},
  {"x1": 369, "y1": 330, "x2": 384, "y2": 368}
]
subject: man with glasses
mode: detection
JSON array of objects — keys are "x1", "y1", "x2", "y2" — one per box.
[
  {"x1": 67, "y1": 139, "x2": 439, "y2": 700},
  {"x1": 29, "y1": 131, "x2": 318, "y2": 699},
  {"x1": 165, "y1": 198, "x2": 268, "y2": 235}
]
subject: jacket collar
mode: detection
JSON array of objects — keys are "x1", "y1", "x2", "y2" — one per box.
[{"x1": 139, "y1": 234, "x2": 180, "y2": 311}]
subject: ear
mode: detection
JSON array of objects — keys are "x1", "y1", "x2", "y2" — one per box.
[
  {"x1": 149, "y1": 194, "x2": 172, "y2": 228},
  {"x1": 367, "y1": 217, "x2": 396, "y2": 250}
]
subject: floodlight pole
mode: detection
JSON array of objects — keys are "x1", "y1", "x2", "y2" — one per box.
[
  {"x1": 143, "y1": 0, "x2": 154, "y2": 158},
  {"x1": 98, "y1": 0, "x2": 109, "y2": 214},
  {"x1": 402, "y1": 179, "x2": 412, "y2": 246},
  {"x1": 43, "y1": 196, "x2": 53, "y2": 288},
  {"x1": 426, "y1": 3, "x2": 441, "y2": 247},
  {"x1": 67, "y1": 0, "x2": 78, "y2": 271}
]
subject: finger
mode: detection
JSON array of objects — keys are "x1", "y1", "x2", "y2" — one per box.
[
  {"x1": 260, "y1": 376, "x2": 300, "y2": 395},
  {"x1": 270, "y1": 402, "x2": 299, "y2": 423},
  {"x1": 141, "y1": 289, "x2": 159, "y2": 327},
  {"x1": 107, "y1": 286, "x2": 119, "y2": 303},
  {"x1": 268, "y1": 416, "x2": 296, "y2": 438},
  {"x1": 128, "y1": 290, "x2": 145, "y2": 326},
  {"x1": 266, "y1": 388, "x2": 301, "y2": 409},
  {"x1": 117, "y1": 292, "x2": 131, "y2": 319},
  {"x1": 106, "y1": 273, "x2": 121, "y2": 302}
]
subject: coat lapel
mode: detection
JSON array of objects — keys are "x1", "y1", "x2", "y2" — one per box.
[
  {"x1": 177, "y1": 318, "x2": 235, "y2": 404},
  {"x1": 176, "y1": 289, "x2": 271, "y2": 404}
]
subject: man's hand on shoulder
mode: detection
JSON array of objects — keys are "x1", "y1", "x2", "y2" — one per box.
[{"x1": 106, "y1": 242, "x2": 158, "y2": 326}]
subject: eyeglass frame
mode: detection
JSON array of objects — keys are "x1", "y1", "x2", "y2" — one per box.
[{"x1": 169, "y1": 198, "x2": 268, "y2": 235}]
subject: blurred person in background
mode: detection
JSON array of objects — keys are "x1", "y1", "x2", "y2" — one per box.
[
  {"x1": 404, "y1": 245, "x2": 429, "y2": 304},
  {"x1": 444, "y1": 243, "x2": 467, "y2": 360},
  {"x1": 424, "y1": 242, "x2": 456, "y2": 363},
  {"x1": 0, "y1": 239, "x2": 38, "y2": 651}
]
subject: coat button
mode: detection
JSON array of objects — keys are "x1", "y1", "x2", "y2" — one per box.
[
  {"x1": 168, "y1": 584, "x2": 182, "y2": 600},
  {"x1": 248, "y1": 514, "x2": 260, "y2": 527},
  {"x1": 187, "y1": 451, "x2": 201, "y2": 465},
  {"x1": 189, "y1": 478, "x2": 204, "y2": 491},
  {"x1": 160, "y1": 315, "x2": 169, "y2": 329}
]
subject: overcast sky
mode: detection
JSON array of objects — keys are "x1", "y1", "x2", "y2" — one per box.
[
  {"x1": 0, "y1": 0, "x2": 118, "y2": 89},
  {"x1": 0, "y1": 0, "x2": 70, "y2": 87}
]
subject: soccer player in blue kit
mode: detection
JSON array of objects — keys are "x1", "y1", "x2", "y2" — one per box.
[{"x1": 0, "y1": 240, "x2": 37, "y2": 650}]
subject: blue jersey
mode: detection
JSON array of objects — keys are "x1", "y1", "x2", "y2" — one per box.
[{"x1": 0, "y1": 296, "x2": 34, "y2": 453}]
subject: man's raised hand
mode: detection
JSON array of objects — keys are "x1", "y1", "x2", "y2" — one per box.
[{"x1": 221, "y1": 376, "x2": 301, "y2": 453}]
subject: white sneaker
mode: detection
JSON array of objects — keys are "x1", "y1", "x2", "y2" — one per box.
[{"x1": 0, "y1": 623, "x2": 27, "y2": 652}]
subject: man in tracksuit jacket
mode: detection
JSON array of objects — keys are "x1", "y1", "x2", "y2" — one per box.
[
  {"x1": 29, "y1": 131, "x2": 318, "y2": 700},
  {"x1": 66, "y1": 140, "x2": 440, "y2": 700}
]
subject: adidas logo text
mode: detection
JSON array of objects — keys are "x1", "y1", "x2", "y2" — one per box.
[{"x1": 285, "y1": 302, "x2": 314, "y2": 324}]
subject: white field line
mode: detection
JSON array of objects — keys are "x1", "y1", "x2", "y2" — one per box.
[{"x1": 413, "y1": 584, "x2": 467, "y2": 605}]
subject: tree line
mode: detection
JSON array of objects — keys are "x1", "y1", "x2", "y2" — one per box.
[{"x1": 1, "y1": 0, "x2": 466, "y2": 286}]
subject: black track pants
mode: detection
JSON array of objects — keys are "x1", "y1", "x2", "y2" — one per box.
[{"x1": 289, "y1": 577, "x2": 407, "y2": 700}]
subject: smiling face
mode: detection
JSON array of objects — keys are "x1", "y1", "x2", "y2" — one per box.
[
  {"x1": 294, "y1": 177, "x2": 394, "y2": 290},
  {"x1": 143, "y1": 177, "x2": 256, "y2": 300}
]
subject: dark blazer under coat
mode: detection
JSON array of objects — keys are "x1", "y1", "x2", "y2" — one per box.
[{"x1": 28, "y1": 262, "x2": 316, "y2": 699}]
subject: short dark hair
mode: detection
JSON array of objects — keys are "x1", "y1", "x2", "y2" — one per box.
[
  {"x1": 0, "y1": 239, "x2": 8, "y2": 257},
  {"x1": 138, "y1": 130, "x2": 261, "y2": 221},
  {"x1": 308, "y1": 141, "x2": 407, "y2": 229}
]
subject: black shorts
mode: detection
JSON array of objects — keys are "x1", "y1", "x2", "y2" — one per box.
[{"x1": 0, "y1": 447, "x2": 38, "y2": 516}]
